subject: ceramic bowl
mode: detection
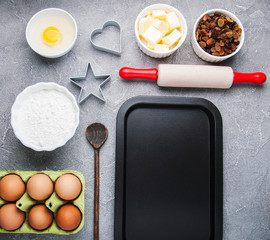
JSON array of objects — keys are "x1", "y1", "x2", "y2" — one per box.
[
  {"x1": 192, "y1": 9, "x2": 245, "y2": 62},
  {"x1": 135, "y1": 4, "x2": 187, "y2": 58},
  {"x1": 11, "y1": 82, "x2": 80, "y2": 151},
  {"x1": 26, "y1": 8, "x2": 77, "y2": 58}
]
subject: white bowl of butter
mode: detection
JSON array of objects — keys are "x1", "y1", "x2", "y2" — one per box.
[
  {"x1": 11, "y1": 82, "x2": 80, "y2": 151},
  {"x1": 26, "y1": 8, "x2": 77, "y2": 58},
  {"x1": 135, "y1": 4, "x2": 187, "y2": 58}
]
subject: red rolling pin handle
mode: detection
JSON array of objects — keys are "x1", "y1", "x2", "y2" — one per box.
[
  {"x1": 233, "y1": 72, "x2": 267, "y2": 84},
  {"x1": 119, "y1": 67, "x2": 158, "y2": 81}
]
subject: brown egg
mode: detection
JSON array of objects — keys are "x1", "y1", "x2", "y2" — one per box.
[
  {"x1": 56, "y1": 204, "x2": 81, "y2": 231},
  {"x1": 27, "y1": 173, "x2": 53, "y2": 200},
  {"x1": 55, "y1": 174, "x2": 82, "y2": 200},
  {"x1": 28, "y1": 204, "x2": 53, "y2": 230},
  {"x1": 0, "y1": 203, "x2": 25, "y2": 231},
  {"x1": 0, "y1": 174, "x2": 25, "y2": 201}
]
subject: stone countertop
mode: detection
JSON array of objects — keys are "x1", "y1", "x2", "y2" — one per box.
[{"x1": 0, "y1": 0, "x2": 269, "y2": 239}]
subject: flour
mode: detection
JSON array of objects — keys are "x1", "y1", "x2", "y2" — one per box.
[{"x1": 16, "y1": 89, "x2": 77, "y2": 148}]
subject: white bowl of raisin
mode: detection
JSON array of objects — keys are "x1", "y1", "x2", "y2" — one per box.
[{"x1": 192, "y1": 9, "x2": 244, "y2": 62}]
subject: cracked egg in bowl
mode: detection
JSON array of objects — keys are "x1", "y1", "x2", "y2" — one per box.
[{"x1": 26, "y1": 8, "x2": 77, "y2": 58}]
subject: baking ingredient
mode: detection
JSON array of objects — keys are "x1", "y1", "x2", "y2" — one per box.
[
  {"x1": 14, "y1": 88, "x2": 77, "y2": 149},
  {"x1": 152, "y1": 19, "x2": 169, "y2": 36},
  {"x1": 138, "y1": 9, "x2": 182, "y2": 51},
  {"x1": 56, "y1": 204, "x2": 81, "y2": 231},
  {"x1": 0, "y1": 170, "x2": 85, "y2": 234},
  {"x1": 138, "y1": 16, "x2": 153, "y2": 35},
  {"x1": 0, "y1": 174, "x2": 25, "y2": 201},
  {"x1": 28, "y1": 204, "x2": 53, "y2": 230},
  {"x1": 142, "y1": 25, "x2": 163, "y2": 46},
  {"x1": 0, "y1": 203, "x2": 25, "y2": 231},
  {"x1": 30, "y1": 15, "x2": 75, "y2": 55},
  {"x1": 196, "y1": 12, "x2": 242, "y2": 56},
  {"x1": 162, "y1": 29, "x2": 183, "y2": 47},
  {"x1": 43, "y1": 26, "x2": 62, "y2": 46},
  {"x1": 154, "y1": 44, "x2": 169, "y2": 52},
  {"x1": 165, "y1": 11, "x2": 181, "y2": 30},
  {"x1": 27, "y1": 173, "x2": 53, "y2": 200},
  {"x1": 55, "y1": 174, "x2": 82, "y2": 200},
  {"x1": 152, "y1": 10, "x2": 166, "y2": 20}
]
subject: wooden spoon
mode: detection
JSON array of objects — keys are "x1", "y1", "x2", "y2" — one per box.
[{"x1": 86, "y1": 123, "x2": 108, "y2": 240}]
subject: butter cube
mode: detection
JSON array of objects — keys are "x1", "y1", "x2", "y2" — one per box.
[
  {"x1": 162, "y1": 29, "x2": 182, "y2": 47},
  {"x1": 147, "y1": 43, "x2": 155, "y2": 50},
  {"x1": 140, "y1": 37, "x2": 155, "y2": 50},
  {"x1": 142, "y1": 25, "x2": 163, "y2": 45},
  {"x1": 147, "y1": 14, "x2": 154, "y2": 22},
  {"x1": 138, "y1": 16, "x2": 153, "y2": 35},
  {"x1": 152, "y1": 19, "x2": 169, "y2": 36},
  {"x1": 165, "y1": 11, "x2": 181, "y2": 30},
  {"x1": 152, "y1": 10, "x2": 166, "y2": 20},
  {"x1": 154, "y1": 44, "x2": 169, "y2": 52}
]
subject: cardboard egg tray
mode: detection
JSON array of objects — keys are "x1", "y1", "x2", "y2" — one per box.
[{"x1": 0, "y1": 170, "x2": 85, "y2": 235}]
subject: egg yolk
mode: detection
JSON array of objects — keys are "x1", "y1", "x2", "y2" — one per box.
[{"x1": 43, "y1": 26, "x2": 62, "y2": 46}]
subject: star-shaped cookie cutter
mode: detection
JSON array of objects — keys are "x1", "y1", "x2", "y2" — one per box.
[{"x1": 70, "y1": 63, "x2": 111, "y2": 104}]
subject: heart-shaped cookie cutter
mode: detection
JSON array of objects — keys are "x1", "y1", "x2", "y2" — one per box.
[{"x1": 90, "y1": 20, "x2": 121, "y2": 56}]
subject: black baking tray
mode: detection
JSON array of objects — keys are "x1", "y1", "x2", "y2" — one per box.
[{"x1": 114, "y1": 96, "x2": 223, "y2": 240}]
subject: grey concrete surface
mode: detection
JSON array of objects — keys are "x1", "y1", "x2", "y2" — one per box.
[{"x1": 0, "y1": 0, "x2": 270, "y2": 239}]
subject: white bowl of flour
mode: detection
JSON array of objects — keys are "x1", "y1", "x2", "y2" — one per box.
[{"x1": 11, "y1": 82, "x2": 79, "y2": 151}]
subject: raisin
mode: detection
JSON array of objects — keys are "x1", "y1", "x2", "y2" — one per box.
[
  {"x1": 209, "y1": 22, "x2": 217, "y2": 29},
  {"x1": 202, "y1": 36, "x2": 209, "y2": 41},
  {"x1": 200, "y1": 29, "x2": 208, "y2": 36},
  {"x1": 226, "y1": 31, "x2": 233, "y2": 38},
  {"x1": 233, "y1": 31, "x2": 239, "y2": 39},
  {"x1": 224, "y1": 47, "x2": 232, "y2": 54},
  {"x1": 212, "y1": 28, "x2": 218, "y2": 39},
  {"x1": 206, "y1": 38, "x2": 215, "y2": 46},
  {"x1": 218, "y1": 19, "x2": 225, "y2": 27},
  {"x1": 196, "y1": 30, "x2": 199, "y2": 41},
  {"x1": 199, "y1": 41, "x2": 206, "y2": 48},
  {"x1": 226, "y1": 16, "x2": 233, "y2": 22},
  {"x1": 231, "y1": 43, "x2": 237, "y2": 51},
  {"x1": 215, "y1": 42, "x2": 221, "y2": 52},
  {"x1": 202, "y1": 14, "x2": 209, "y2": 21},
  {"x1": 219, "y1": 47, "x2": 225, "y2": 55}
]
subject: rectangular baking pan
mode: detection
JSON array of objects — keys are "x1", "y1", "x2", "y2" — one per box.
[{"x1": 114, "y1": 96, "x2": 223, "y2": 240}]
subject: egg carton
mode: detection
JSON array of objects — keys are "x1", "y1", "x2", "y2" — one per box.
[{"x1": 0, "y1": 170, "x2": 85, "y2": 235}]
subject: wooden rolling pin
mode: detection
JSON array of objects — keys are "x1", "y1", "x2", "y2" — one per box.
[{"x1": 119, "y1": 65, "x2": 266, "y2": 88}]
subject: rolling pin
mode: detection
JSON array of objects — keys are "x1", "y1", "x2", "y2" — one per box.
[{"x1": 119, "y1": 65, "x2": 266, "y2": 88}]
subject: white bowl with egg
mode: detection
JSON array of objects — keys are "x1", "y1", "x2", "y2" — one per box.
[
  {"x1": 26, "y1": 8, "x2": 77, "y2": 58},
  {"x1": 11, "y1": 82, "x2": 80, "y2": 151},
  {"x1": 135, "y1": 4, "x2": 187, "y2": 58}
]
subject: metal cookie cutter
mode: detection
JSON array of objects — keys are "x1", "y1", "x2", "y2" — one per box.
[
  {"x1": 90, "y1": 20, "x2": 121, "y2": 56},
  {"x1": 70, "y1": 62, "x2": 110, "y2": 104}
]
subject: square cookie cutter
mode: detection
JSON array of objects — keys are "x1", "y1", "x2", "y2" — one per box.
[
  {"x1": 70, "y1": 62, "x2": 111, "y2": 104},
  {"x1": 90, "y1": 20, "x2": 121, "y2": 56}
]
